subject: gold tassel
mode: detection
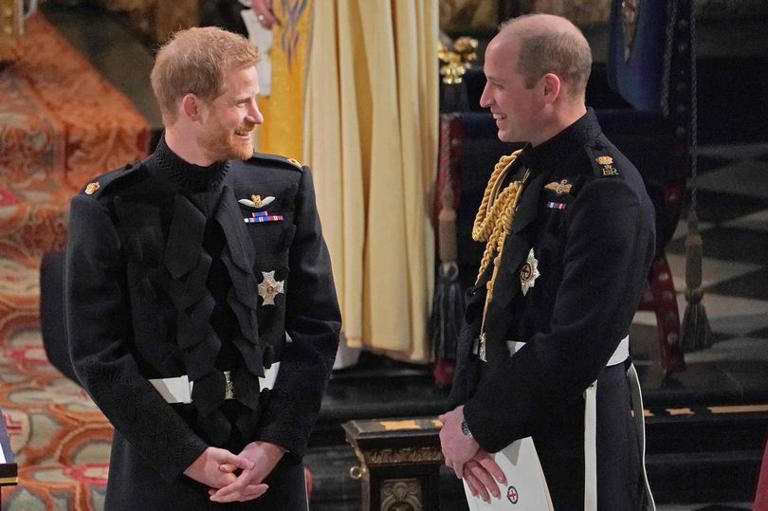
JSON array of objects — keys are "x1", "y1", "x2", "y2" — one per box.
[
  {"x1": 681, "y1": 210, "x2": 712, "y2": 351},
  {"x1": 430, "y1": 161, "x2": 463, "y2": 383}
]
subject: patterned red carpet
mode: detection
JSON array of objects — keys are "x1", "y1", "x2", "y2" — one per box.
[{"x1": 0, "y1": 12, "x2": 147, "y2": 510}]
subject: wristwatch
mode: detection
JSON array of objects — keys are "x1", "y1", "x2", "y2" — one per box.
[{"x1": 460, "y1": 418, "x2": 473, "y2": 439}]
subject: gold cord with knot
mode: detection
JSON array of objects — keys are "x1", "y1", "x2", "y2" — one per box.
[
  {"x1": 471, "y1": 150, "x2": 530, "y2": 343},
  {"x1": 472, "y1": 150, "x2": 528, "y2": 284}
]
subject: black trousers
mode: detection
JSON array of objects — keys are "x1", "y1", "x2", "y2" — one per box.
[
  {"x1": 534, "y1": 363, "x2": 645, "y2": 511},
  {"x1": 105, "y1": 432, "x2": 308, "y2": 511}
]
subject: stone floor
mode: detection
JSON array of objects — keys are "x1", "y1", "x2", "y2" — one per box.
[
  {"x1": 630, "y1": 142, "x2": 768, "y2": 510},
  {"x1": 633, "y1": 143, "x2": 768, "y2": 368}
]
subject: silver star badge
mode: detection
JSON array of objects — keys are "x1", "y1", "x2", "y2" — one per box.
[
  {"x1": 257, "y1": 271, "x2": 285, "y2": 306},
  {"x1": 519, "y1": 248, "x2": 540, "y2": 296}
]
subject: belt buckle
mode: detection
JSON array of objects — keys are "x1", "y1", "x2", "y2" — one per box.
[
  {"x1": 223, "y1": 370, "x2": 235, "y2": 400},
  {"x1": 472, "y1": 333, "x2": 487, "y2": 362}
]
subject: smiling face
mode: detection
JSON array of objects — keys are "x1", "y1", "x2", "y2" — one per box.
[
  {"x1": 479, "y1": 35, "x2": 546, "y2": 144},
  {"x1": 196, "y1": 64, "x2": 264, "y2": 162}
]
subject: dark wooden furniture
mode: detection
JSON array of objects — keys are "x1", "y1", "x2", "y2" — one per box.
[{"x1": 343, "y1": 417, "x2": 443, "y2": 511}]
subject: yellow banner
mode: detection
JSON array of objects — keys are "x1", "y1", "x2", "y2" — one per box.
[{"x1": 256, "y1": 0, "x2": 312, "y2": 160}]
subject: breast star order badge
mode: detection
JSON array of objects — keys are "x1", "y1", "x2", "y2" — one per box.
[
  {"x1": 519, "y1": 248, "x2": 540, "y2": 296},
  {"x1": 257, "y1": 270, "x2": 285, "y2": 306}
]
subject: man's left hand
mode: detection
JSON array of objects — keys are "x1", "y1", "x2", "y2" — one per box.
[
  {"x1": 209, "y1": 441, "x2": 285, "y2": 503},
  {"x1": 439, "y1": 405, "x2": 480, "y2": 478},
  {"x1": 250, "y1": 0, "x2": 280, "y2": 29},
  {"x1": 463, "y1": 449, "x2": 507, "y2": 502}
]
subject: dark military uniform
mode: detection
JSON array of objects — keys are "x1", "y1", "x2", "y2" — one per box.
[
  {"x1": 448, "y1": 109, "x2": 655, "y2": 510},
  {"x1": 65, "y1": 137, "x2": 341, "y2": 510}
]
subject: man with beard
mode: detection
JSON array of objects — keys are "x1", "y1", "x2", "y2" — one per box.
[
  {"x1": 439, "y1": 14, "x2": 655, "y2": 511},
  {"x1": 65, "y1": 27, "x2": 340, "y2": 509}
]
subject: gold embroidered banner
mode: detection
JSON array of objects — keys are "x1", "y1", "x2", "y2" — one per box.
[{"x1": 255, "y1": 0, "x2": 313, "y2": 160}]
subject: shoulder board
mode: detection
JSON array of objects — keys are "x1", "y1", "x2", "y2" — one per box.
[
  {"x1": 248, "y1": 152, "x2": 304, "y2": 172},
  {"x1": 80, "y1": 163, "x2": 142, "y2": 197},
  {"x1": 80, "y1": 163, "x2": 141, "y2": 197},
  {"x1": 584, "y1": 143, "x2": 620, "y2": 178}
]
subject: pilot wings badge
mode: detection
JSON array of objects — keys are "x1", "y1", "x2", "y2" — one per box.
[{"x1": 239, "y1": 194, "x2": 275, "y2": 209}]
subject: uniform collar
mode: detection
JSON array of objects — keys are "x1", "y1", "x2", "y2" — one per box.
[
  {"x1": 154, "y1": 133, "x2": 229, "y2": 193},
  {"x1": 518, "y1": 108, "x2": 602, "y2": 173}
]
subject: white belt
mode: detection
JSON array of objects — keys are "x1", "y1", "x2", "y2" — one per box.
[
  {"x1": 149, "y1": 362, "x2": 280, "y2": 405},
  {"x1": 505, "y1": 335, "x2": 629, "y2": 366},
  {"x1": 493, "y1": 336, "x2": 655, "y2": 511}
]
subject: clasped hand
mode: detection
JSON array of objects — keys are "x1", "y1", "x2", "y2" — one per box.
[
  {"x1": 184, "y1": 441, "x2": 285, "y2": 503},
  {"x1": 439, "y1": 406, "x2": 507, "y2": 503}
]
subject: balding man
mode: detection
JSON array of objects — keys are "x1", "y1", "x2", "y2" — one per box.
[{"x1": 439, "y1": 14, "x2": 656, "y2": 510}]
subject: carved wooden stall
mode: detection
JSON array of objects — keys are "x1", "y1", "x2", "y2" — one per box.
[{"x1": 344, "y1": 418, "x2": 444, "y2": 511}]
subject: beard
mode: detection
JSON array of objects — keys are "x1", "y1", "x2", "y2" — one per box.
[{"x1": 197, "y1": 120, "x2": 254, "y2": 162}]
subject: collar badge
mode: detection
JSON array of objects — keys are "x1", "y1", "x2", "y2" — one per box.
[
  {"x1": 84, "y1": 182, "x2": 100, "y2": 195},
  {"x1": 596, "y1": 155, "x2": 619, "y2": 176}
]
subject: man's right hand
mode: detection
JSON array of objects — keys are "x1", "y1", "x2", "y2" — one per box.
[{"x1": 183, "y1": 447, "x2": 254, "y2": 489}]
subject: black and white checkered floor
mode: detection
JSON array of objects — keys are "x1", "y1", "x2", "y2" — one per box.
[
  {"x1": 634, "y1": 143, "x2": 768, "y2": 365},
  {"x1": 635, "y1": 142, "x2": 768, "y2": 511}
]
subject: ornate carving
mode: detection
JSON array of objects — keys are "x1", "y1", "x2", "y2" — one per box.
[
  {"x1": 380, "y1": 478, "x2": 422, "y2": 511},
  {"x1": 622, "y1": 0, "x2": 641, "y2": 61},
  {"x1": 438, "y1": 37, "x2": 478, "y2": 85},
  {"x1": 440, "y1": 0, "x2": 499, "y2": 33},
  {"x1": 526, "y1": 0, "x2": 611, "y2": 25},
  {"x1": 0, "y1": 0, "x2": 22, "y2": 62},
  {"x1": 363, "y1": 447, "x2": 444, "y2": 467}
]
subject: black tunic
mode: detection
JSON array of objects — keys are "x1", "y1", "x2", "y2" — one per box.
[
  {"x1": 448, "y1": 109, "x2": 655, "y2": 510},
  {"x1": 65, "y1": 137, "x2": 341, "y2": 510}
]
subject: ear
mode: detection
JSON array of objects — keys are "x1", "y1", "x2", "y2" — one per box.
[
  {"x1": 541, "y1": 73, "x2": 561, "y2": 105},
  {"x1": 181, "y1": 93, "x2": 203, "y2": 121}
]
